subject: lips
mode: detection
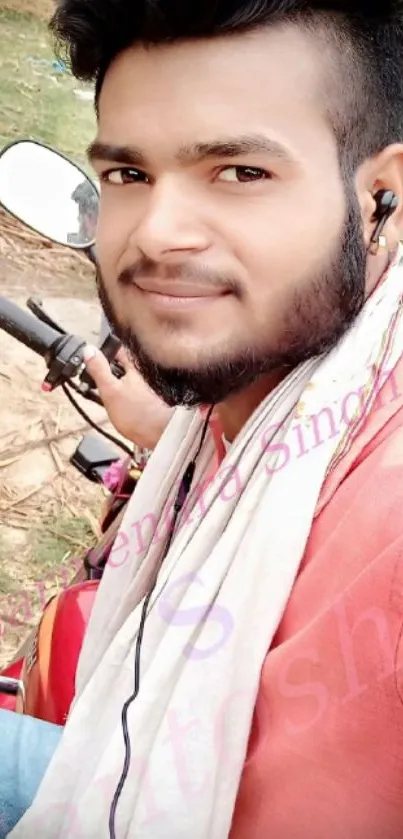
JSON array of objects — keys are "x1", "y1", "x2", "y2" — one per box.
[{"x1": 133, "y1": 279, "x2": 226, "y2": 298}]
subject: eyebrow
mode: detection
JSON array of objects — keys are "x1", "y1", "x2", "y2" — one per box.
[
  {"x1": 87, "y1": 133, "x2": 295, "y2": 168},
  {"x1": 87, "y1": 141, "x2": 147, "y2": 168}
]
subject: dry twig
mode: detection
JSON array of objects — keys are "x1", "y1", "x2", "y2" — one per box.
[{"x1": 0, "y1": 473, "x2": 58, "y2": 513}]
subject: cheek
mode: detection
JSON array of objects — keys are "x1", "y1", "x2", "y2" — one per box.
[
  {"x1": 96, "y1": 188, "x2": 154, "y2": 281},
  {"x1": 96, "y1": 199, "x2": 128, "y2": 278},
  {"x1": 235, "y1": 181, "x2": 345, "y2": 308}
]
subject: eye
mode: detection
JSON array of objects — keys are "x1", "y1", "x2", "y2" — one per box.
[
  {"x1": 216, "y1": 166, "x2": 271, "y2": 183},
  {"x1": 101, "y1": 168, "x2": 149, "y2": 185}
]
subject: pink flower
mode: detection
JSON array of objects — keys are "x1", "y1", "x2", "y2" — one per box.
[{"x1": 102, "y1": 458, "x2": 127, "y2": 491}]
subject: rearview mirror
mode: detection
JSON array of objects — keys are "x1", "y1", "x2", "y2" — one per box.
[{"x1": 0, "y1": 140, "x2": 99, "y2": 249}]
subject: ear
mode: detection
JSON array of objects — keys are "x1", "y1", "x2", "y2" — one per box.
[{"x1": 356, "y1": 143, "x2": 403, "y2": 250}]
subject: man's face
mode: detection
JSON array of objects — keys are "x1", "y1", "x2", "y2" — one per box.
[{"x1": 90, "y1": 24, "x2": 366, "y2": 406}]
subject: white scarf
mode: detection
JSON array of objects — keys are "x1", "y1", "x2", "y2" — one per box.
[{"x1": 10, "y1": 250, "x2": 403, "y2": 838}]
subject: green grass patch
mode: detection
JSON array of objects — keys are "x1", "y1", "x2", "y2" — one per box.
[
  {"x1": 0, "y1": 558, "x2": 20, "y2": 597},
  {"x1": 30, "y1": 513, "x2": 95, "y2": 576},
  {"x1": 0, "y1": 513, "x2": 95, "y2": 640},
  {"x1": 0, "y1": 9, "x2": 96, "y2": 170}
]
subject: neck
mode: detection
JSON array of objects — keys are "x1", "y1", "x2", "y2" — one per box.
[
  {"x1": 216, "y1": 369, "x2": 287, "y2": 443},
  {"x1": 216, "y1": 249, "x2": 398, "y2": 443},
  {"x1": 365, "y1": 248, "x2": 396, "y2": 296}
]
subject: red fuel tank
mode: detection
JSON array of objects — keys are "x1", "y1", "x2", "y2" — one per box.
[{"x1": 18, "y1": 580, "x2": 99, "y2": 724}]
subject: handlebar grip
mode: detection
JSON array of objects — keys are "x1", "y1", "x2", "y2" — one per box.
[{"x1": 0, "y1": 295, "x2": 60, "y2": 357}]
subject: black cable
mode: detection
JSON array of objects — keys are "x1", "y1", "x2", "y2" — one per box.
[
  {"x1": 68, "y1": 378, "x2": 103, "y2": 405},
  {"x1": 108, "y1": 405, "x2": 214, "y2": 839},
  {"x1": 61, "y1": 382, "x2": 133, "y2": 457}
]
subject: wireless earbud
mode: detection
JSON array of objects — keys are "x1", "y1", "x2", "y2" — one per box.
[{"x1": 369, "y1": 189, "x2": 399, "y2": 254}]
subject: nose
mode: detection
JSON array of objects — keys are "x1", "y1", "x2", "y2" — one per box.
[{"x1": 131, "y1": 176, "x2": 211, "y2": 261}]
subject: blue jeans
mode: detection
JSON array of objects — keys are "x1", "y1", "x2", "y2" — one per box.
[{"x1": 0, "y1": 710, "x2": 62, "y2": 837}]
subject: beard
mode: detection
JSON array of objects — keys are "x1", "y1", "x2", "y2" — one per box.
[{"x1": 96, "y1": 189, "x2": 367, "y2": 408}]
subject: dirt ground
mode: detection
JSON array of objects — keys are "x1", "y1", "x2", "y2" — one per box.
[
  {"x1": 0, "y1": 4, "x2": 110, "y2": 667},
  {"x1": 0, "y1": 236, "x2": 114, "y2": 666}
]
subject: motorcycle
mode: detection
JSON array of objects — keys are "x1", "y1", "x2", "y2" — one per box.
[{"x1": 0, "y1": 139, "x2": 143, "y2": 723}]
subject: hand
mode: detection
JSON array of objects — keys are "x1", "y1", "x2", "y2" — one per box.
[{"x1": 83, "y1": 344, "x2": 174, "y2": 449}]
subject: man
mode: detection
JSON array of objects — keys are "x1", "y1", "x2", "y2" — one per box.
[
  {"x1": 3, "y1": 0, "x2": 403, "y2": 837},
  {"x1": 67, "y1": 179, "x2": 99, "y2": 246}
]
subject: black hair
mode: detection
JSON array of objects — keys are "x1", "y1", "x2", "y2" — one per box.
[{"x1": 49, "y1": 0, "x2": 403, "y2": 171}]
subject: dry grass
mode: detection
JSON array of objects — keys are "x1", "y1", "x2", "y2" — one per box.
[
  {"x1": 0, "y1": 5, "x2": 107, "y2": 665},
  {"x1": 0, "y1": 344, "x2": 111, "y2": 666},
  {"x1": 0, "y1": 208, "x2": 94, "y2": 287}
]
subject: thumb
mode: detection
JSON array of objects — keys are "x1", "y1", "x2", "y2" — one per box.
[{"x1": 82, "y1": 344, "x2": 118, "y2": 394}]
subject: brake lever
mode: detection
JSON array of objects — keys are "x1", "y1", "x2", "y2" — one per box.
[
  {"x1": 110, "y1": 359, "x2": 125, "y2": 379},
  {"x1": 27, "y1": 296, "x2": 66, "y2": 335},
  {"x1": 100, "y1": 332, "x2": 122, "y2": 362}
]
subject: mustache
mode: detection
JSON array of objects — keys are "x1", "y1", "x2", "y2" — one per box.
[{"x1": 118, "y1": 257, "x2": 241, "y2": 295}]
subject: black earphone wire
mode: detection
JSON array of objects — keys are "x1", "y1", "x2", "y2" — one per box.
[
  {"x1": 108, "y1": 405, "x2": 214, "y2": 839},
  {"x1": 368, "y1": 189, "x2": 399, "y2": 253}
]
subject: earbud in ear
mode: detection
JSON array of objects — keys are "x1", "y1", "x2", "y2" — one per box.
[
  {"x1": 372, "y1": 189, "x2": 399, "y2": 222},
  {"x1": 369, "y1": 189, "x2": 399, "y2": 254}
]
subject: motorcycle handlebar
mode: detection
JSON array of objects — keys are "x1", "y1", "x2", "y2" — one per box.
[{"x1": 0, "y1": 295, "x2": 60, "y2": 357}]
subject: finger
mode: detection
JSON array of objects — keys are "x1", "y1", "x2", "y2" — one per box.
[{"x1": 82, "y1": 344, "x2": 119, "y2": 395}]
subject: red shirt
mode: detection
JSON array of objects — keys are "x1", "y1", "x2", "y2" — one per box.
[{"x1": 205, "y1": 362, "x2": 403, "y2": 838}]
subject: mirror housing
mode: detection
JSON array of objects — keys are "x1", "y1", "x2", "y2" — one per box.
[{"x1": 0, "y1": 139, "x2": 99, "y2": 250}]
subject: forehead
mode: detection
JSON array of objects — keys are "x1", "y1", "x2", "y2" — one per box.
[{"x1": 98, "y1": 25, "x2": 337, "y2": 164}]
